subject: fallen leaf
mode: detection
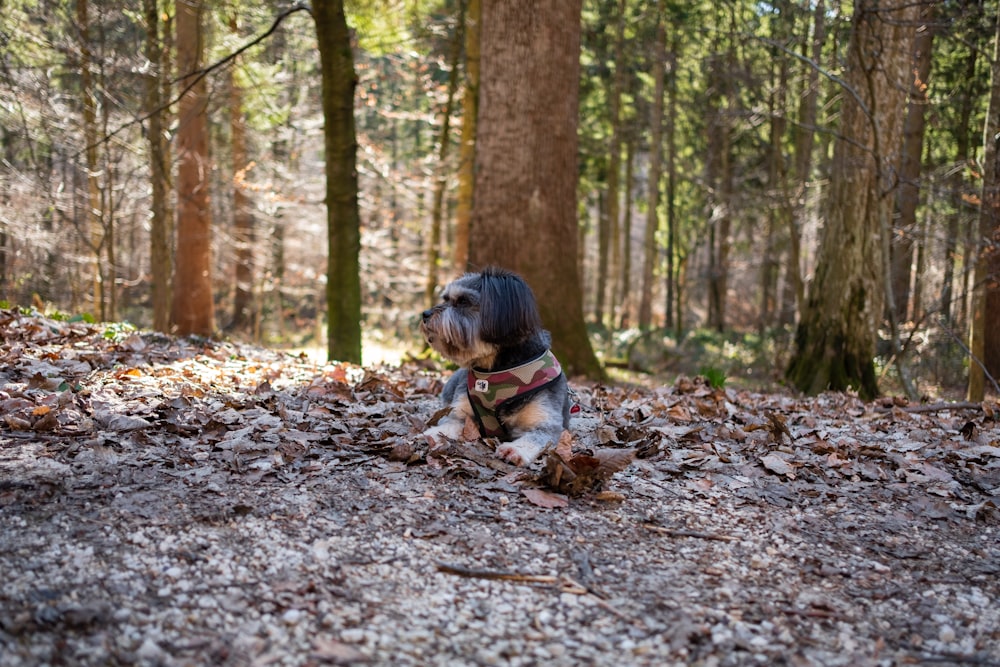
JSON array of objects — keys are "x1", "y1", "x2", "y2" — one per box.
[
  {"x1": 761, "y1": 453, "x2": 796, "y2": 478},
  {"x1": 538, "y1": 441, "x2": 635, "y2": 497},
  {"x1": 462, "y1": 415, "x2": 480, "y2": 441},
  {"x1": 522, "y1": 488, "x2": 568, "y2": 508}
]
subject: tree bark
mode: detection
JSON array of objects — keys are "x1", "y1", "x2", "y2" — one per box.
[
  {"x1": 170, "y1": 0, "x2": 215, "y2": 337},
  {"x1": 426, "y1": 1, "x2": 464, "y2": 307},
  {"x1": 968, "y1": 1, "x2": 1000, "y2": 401},
  {"x1": 619, "y1": 139, "x2": 633, "y2": 328},
  {"x1": 664, "y1": 35, "x2": 678, "y2": 331},
  {"x1": 229, "y1": 15, "x2": 255, "y2": 333},
  {"x1": 453, "y1": 0, "x2": 479, "y2": 273},
  {"x1": 469, "y1": 0, "x2": 601, "y2": 378},
  {"x1": 77, "y1": 0, "x2": 105, "y2": 321},
  {"x1": 761, "y1": 42, "x2": 788, "y2": 332},
  {"x1": 787, "y1": 0, "x2": 917, "y2": 399},
  {"x1": 314, "y1": 0, "x2": 362, "y2": 364},
  {"x1": 891, "y1": 7, "x2": 935, "y2": 325},
  {"x1": 942, "y1": 40, "x2": 980, "y2": 324},
  {"x1": 784, "y1": 0, "x2": 825, "y2": 326},
  {"x1": 705, "y1": 32, "x2": 734, "y2": 332},
  {"x1": 639, "y1": 0, "x2": 665, "y2": 330}
]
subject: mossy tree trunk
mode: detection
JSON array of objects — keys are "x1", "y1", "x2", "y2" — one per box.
[
  {"x1": 313, "y1": 0, "x2": 362, "y2": 365},
  {"x1": 144, "y1": 0, "x2": 171, "y2": 333},
  {"x1": 787, "y1": 0, "x2": 917, "y2": 399}
]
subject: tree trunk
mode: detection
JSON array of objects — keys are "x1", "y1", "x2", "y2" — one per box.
[
  {"x1": 705, "y1": 44, "x2": 733, "y2": 332},
  {"x1": 426, "y1": 1, "x2": 464, "y2": 306},
  {"x1": 453, "y1": 0, "x2": 479, "y2": 273},
  {"x1": 638, "y1": 0, "x2": 665, "y2": 330},
  {"x1": 891, "y1": 7, "x2": 935, "y2": 325},
  {"x1": 664, "y1": 37, "x2": 678, "y2": 332},
  {"x1": 595, "y1": 0, "x2": 627, "y2": 327},
  {"x1": 229, "y1": 16, "x2": 255, "y2": 333},
  {"x1": 170, "y1": 0, "x2": 215, "y2": 337},
  {"x1": 787, "y1": 0, "x2": 917, "y2": 399},
  {"x1": 784, "y1": 0, "x2": 825, "y2": 326},
  {"x1": 968, "y1": 1, "x2": 1000, "y2": 401},
  {"x1": 77, "y1": 0, "x2": 105, "y2": 321},
  {"x1": 313, "y1": 0, "x2": 362, "y2": 364},
  {"x1": 469, "y1": 0, "x2": 601, "y2": 379},
  {"x1": 942, "y1": 38, "x2": 980, "y2": 324},
  {"x1": 619, "y1": 139, "x2": 633, "y2": 328},
  {"x1": 761, "y1": 43, "x2": 788, "y2": 332}
]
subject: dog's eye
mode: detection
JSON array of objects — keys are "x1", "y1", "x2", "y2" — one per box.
[{"x1": 453, "y1": 295, "x2": 473, "y2": 307}]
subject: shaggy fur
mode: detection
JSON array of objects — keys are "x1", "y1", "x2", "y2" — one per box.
[{"x1": 420, "y1": 268, "x2": 570, "y2": 465}]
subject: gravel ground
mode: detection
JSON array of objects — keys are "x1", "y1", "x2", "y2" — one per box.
[{"x1": 1, "y1": 317, "x2": 998, "y2": 666}]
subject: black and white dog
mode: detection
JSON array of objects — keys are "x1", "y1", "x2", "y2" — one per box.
[{"x1": 420, "y1": 267, "x2": 570, "y2": 466}]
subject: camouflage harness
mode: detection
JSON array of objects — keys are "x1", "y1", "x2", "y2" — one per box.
[{"x1": 466, "y1": 350, "x2": 563, "y2": 439}]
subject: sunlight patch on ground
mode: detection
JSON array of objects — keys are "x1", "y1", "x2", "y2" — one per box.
[{"x1": 290, "y1": 335, "x2": 413, "y2": 368}]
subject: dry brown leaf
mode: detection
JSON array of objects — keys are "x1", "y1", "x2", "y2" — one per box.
[
  {"x1": 461, "y1": 415, "x2": 480, "y2": 441},
  {"x1": 522, "y1": 487, "x2": 568, "y2": 508},
  {"x1": 554, "y1": 430, "x2": 574, "y2": 459},
  {"x1": 764, "y1": 411, "x2": 792, "y2": 444},
  {"x1": 538, "y1": 444, "x2": 634, "y2": 497}
]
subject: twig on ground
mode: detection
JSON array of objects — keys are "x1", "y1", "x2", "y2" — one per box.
[
  {"x1": 642, "y1": 523, "x2": 739, "y2": 542},
  {"x1": 434, "y1": 561, "x2": 558, "y2": 584}
]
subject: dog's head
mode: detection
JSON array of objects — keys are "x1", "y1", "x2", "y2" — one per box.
[{"x1": 420, "y1": 267, "x2": 543, "y2": 368}]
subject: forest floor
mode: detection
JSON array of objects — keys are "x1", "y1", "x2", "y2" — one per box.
[{"x1": 1, "y1": 309, "x2": 999, "y2": 667}]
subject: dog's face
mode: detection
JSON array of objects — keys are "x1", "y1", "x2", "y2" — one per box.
[{"x1": 420, "y1": 268, "x2": 543, "y2": 368}]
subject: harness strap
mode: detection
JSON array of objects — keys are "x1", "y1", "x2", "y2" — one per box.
[{"x1": 466, "y1": 350, "x2": 563, "y2": 439}]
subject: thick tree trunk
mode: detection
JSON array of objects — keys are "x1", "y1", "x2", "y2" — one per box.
[
  {"x1": 453, "y1": 0, "x2": 479, "y2": 273},
  {"x1": 313, "y1": 0, "x2": 362, "y2": 364},
  {"x1": 170, "y1": 0, "x2": 215, "y2": 337},
  {"x1": 469, "y1": 0, "x2": 601, "y2": 378},
  {"x1": 787, "y1": 0, "x2": 917, "y2": 399}
]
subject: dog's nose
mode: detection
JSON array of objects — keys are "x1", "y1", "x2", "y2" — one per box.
[{"x1": 421, "y1": 309, "x2": 433, "y2": 321}]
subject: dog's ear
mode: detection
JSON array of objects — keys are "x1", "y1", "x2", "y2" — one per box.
[{"x1": 479, "y1": 268, "x2": 542, "y2": 343}]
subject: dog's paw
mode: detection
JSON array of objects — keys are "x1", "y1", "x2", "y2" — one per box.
[
  {"x1": 496, "y1": 440, "x2": 547, "y2": 467},
  {"x1": 424, "y1": 415, "x2": 479, "y2": 448}
]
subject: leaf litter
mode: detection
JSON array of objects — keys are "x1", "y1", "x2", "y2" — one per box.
[{"x1": 1, "y1": 309, "x2": 999, "y2": 666}]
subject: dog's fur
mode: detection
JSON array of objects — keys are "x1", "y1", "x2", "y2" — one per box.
[{"x1": 420, "y1": 267, "x2": 570, "y2": 466}]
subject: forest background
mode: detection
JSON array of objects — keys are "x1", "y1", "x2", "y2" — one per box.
[{"x1": 1, "y1": 0, "x2": 999, "y2": 402}]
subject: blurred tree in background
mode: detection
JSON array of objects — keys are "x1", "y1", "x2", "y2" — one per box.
[{"x1": 0, "y1": 0, "x2": 997, "y2": 396}]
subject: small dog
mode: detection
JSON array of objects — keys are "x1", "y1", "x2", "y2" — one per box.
[{"x1": 420, "y1": 267, "x2": 570, "y2": 466}]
